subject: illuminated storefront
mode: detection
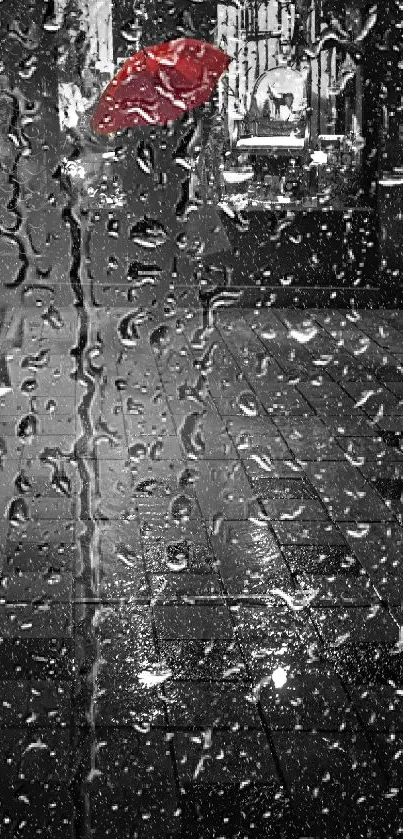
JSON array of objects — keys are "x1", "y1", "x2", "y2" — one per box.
[{"x1": 212, "y1": 0, "x2": 376, "y2": 211}]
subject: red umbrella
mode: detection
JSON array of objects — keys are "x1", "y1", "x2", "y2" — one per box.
[{"x1": 91, "y1": 38, "x2": 231, "y2": 135}]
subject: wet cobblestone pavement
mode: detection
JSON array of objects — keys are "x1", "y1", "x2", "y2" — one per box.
[{"x1": 1, "y1": 304, "x2": 403, "y2": 838}]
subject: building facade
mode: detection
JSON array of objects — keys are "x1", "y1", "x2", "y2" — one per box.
[
  {"x1": 22, "y1": 0, "x2": 403, "y2": 301},
  {"x1": 210, "y1": 1, "x2": 375, "y2": 211}
]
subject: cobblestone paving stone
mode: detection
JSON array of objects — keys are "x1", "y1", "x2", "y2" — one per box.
[{"x1": 0, "y1": 304, "x2": 402, "y2": 838}]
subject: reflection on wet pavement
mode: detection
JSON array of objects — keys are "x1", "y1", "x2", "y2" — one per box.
[{"x1": 1, "y1": 302, "x2": 403, "y2": 837}]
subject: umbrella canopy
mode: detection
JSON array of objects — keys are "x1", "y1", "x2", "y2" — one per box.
[{"x1": 91, "y1": 38, "x2": 231, "y2": 135}]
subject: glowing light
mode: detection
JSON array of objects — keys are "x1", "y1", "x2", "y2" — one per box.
[{"x1": 272, "y1": 667, "x2": 288, "y2": 689}]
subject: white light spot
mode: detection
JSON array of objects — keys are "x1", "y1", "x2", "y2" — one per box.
[{"x1": 272, "y1": 667, "x2": 288, "y2": 689}]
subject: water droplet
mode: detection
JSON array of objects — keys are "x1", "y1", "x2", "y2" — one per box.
[
  {"x1": 129, "y1": 217, "x2": 167, "y2": 249},
  {"x1": 170, "y1": 494, "x2": 192, "y2": 523},
  {"x1": 21, "y1": 379, "x2": 37, "y2": 394},
  {"x1": 115, "y1": 545, "x2": 137, "y2": 567},
  {"x1": 128, "y1": 442, "x2": 148, "y2": 461},
  {"x1": 42, "y1": 304, "x2": 64, "y2": 329},
  {"x1": 107, "y1": 218, "x2": 120, "y2": 238},
  {"x1": 46, "y1": 399, "x2": 57, "y2": 415},
  {"x1": 137, "y1": 664, "x2": 172, "y2": 688},
  {"x1": 126, "y1": 400, "x2": 144, "y2": 418},
  {"x1": 128, "y1": 260, "x2": 162, "y2": 282},
  {"x1": 21, "y1": 350, "x2": 49, "y2": 370},
  {"x1": 149, "y1": 440, "x2": 164, "y2": 460},
  {"x1": 0, "y1": 354, "x2": 12, "y2": 396},
  {"x1": 165, "y1": 542, "x2": 189, "y2": 571},
  {"x1": 150, "y1": 324, "x2": 170, "y2": 350},
  {"x1": 51, "y1": 472, "x2": 72, "y2": 496},
  {"x1": 211, "y1": 512, "x2": 224, "y2": 536},
  {"x1": 178, "y1": 467, "x2": 197, "y2": 489},
  {"x1": 17, "y1": 414, "x2": 37, "y2": 441},
  {"x1": 8, "y1": 497, "x2": 29, "y2": 526},
  {"x1": 178, "y1": 412, "x2": 205, "y2": 458},
  {"x1": 0, "y1": 436, "x2": 7, "y2": 460},
  {"x1": 136, "y1": 141, "x2": 154, "y2": 175},
  {"x1": 135, "y1": 479, "x2": 158, "y2": 495},
  {"x1": 115, "y1": 378, "x2": 128, "y2": 391},
  {"x1": 237, "y1": 391, "x2": 259, "y2": 417},
  {"x1": 15, "y1": 472, "x2": 32, "y2": 493},
  {"x1": 270, "y1": 587, "x2": 318, "y2": 611},
  {"x1": 289, "y1": 324, "x2": 318, "y2": 344},
  {"x1": 118, "y1": 313, "x2": 140, "y2": 347}
]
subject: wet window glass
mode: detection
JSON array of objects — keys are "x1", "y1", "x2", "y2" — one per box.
[{"x1": 0, "y1": 1, "x2": 402, "y2": 837}]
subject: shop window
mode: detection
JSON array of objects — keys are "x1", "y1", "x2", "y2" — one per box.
[{"x1": 211, "y1": 0, "x2": 377, "y2": 210}]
